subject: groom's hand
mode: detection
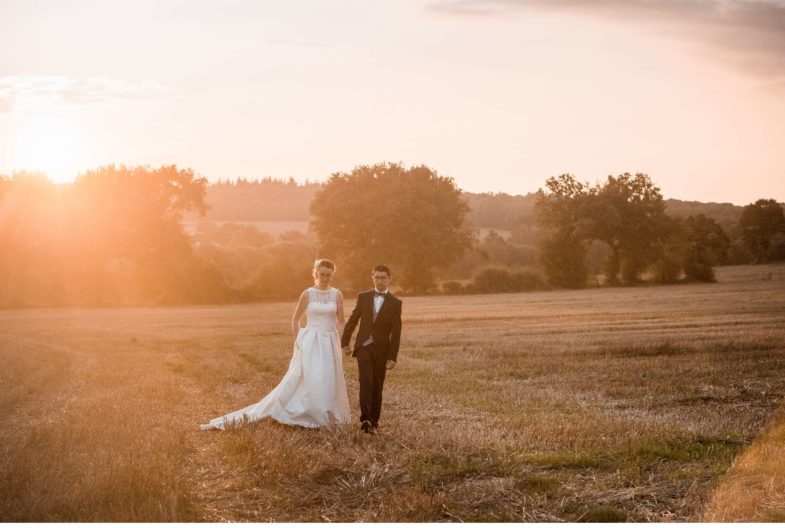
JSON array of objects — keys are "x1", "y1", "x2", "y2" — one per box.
[
  {"x1": 386, "y1": 360, "x2": 396, "y2": 370},
  {"x1": 342, "y1": 345, "x2": 351, "y2": 356}
]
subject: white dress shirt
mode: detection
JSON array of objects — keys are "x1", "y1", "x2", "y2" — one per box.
[{"x1": 373, "y1": 289, "x2": 388, "y2": 317}]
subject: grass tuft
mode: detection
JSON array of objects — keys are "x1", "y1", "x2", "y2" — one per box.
[
  {"x1": 515, "y1": 475, "x2": 561, "y2": 495},
  {"x1": 527, "y1": 453, "x2": 612, "y2": 470},
  {"x1": 579, "y1": 506, "x2": 628, "y2": 522}
]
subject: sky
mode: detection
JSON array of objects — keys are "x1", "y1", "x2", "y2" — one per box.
[{"x1": 1, "y1": 0, "x2": 784, "y2": 205}]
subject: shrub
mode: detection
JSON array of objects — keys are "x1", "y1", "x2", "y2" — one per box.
[
  {"x1": 470, "y1": 266, "x2": 543, "y2": 293},
  {"x1": 650, "y1": 255, "x2": 682, "y2": 284},
  {"x1": 440, "y1": 281, "x2": 465, "y2": 295}
]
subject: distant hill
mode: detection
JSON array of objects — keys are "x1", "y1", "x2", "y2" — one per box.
[
  {"x1": 461, "y1": 194, "x2": 743, "y2": 232},
  {"x1": 191, "y1": 181, "x2": 542, "y2": 229},
  {"x1": 185, "y1": 178, "x2": 320, "y2": 222},
  {"x1": 462, "y1": 192, "x2": 538, "y2": 230},
  {"x1": 663, "y1": 199, "x2": 742, "y2": 233},
  {"x1": 190, "y1": 179, "x2": 744, "y2": 234}
]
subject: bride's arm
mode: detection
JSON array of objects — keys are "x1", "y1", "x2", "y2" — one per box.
[
  {"x1": 335, "y1": 290, "x2": 346, "y2": 334},
  {"x1": 291, "y1": 290, "x2": 309, "y2": 336}
]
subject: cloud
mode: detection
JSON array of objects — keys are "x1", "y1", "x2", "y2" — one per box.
[
  {"x1": 266, "y1": 38, "x2": 335, "y2": 48},
  {"x1": 427, "y1": 0, "x2": 785, "y2": 78},
  {"x1": 0, "y1": 76, "x2": 171, "y2": 113},
  {"x1": 426, "y1": 0, "x2": 507, "y2": 17}
]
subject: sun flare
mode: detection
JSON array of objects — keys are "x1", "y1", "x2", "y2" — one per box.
[{"x1": 10, "y1": 116, "x2": 94, "y2": 184}]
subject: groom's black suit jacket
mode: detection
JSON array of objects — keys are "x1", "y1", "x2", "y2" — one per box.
[{"x1": 341, "y1": 290, "x2": 402, "y2": 362}]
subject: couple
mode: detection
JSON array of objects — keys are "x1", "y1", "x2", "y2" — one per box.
[{"x1": 201, "y1": 260, "x2": 402, "y2": 434}]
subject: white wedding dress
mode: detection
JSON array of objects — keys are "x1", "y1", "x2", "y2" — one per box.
[{"x1": 201, "y1": 287, "x2": 351, "y2": 429}]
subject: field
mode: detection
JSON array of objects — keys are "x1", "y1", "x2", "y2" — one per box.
[{"x1": 1, "y1": 264, "x2": 784, "y2": 521}]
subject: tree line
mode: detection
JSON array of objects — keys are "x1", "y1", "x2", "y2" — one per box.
[
  {"x1": 536, "y1": 173, "x2": 724, "y2": 288},
  {"x1": 192, "y1": 177, "x2": 756, "y2": 265},
  {"x1": 446, "y1": 174, "x2": 784, "y2": 293},
  {"x1": 1, "y1": 164, "x2": 783, "y2": 307}
]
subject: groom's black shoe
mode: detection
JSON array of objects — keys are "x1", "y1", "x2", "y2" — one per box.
[{"x1": 360, "y1": 420, "x2": 373, "y2": 434}]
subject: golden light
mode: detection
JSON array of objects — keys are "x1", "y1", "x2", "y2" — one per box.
[{"x1": 10, "y1": 116, "x2": 94, "y2": 184}]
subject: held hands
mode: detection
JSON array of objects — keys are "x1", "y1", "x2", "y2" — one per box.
[{"x1": 338, "y1": 344, "x2": 394, "y2": 368}]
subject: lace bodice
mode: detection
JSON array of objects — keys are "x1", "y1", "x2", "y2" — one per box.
[{"x1": 305, "y1": 287, "x2": 338, "y2": 332}]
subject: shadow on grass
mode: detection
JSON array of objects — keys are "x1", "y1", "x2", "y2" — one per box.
[
  {"x1": 625, "y1": 435, "x2": 743, "y2": 464},
  {"x1": 525, "y1": 452, "x2": 614, "y2": 470},
  {"x1": 408, "y1": 450, "x2": 512, "y2": 487}
]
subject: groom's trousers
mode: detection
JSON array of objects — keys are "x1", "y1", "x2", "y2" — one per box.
[{"x1": 356, "y1": 343, "x2": 387, "y2": 427}]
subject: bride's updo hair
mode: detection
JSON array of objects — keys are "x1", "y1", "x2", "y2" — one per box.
[{"x1": 313, "y1": 259, "x2": 336, "y2": 272}]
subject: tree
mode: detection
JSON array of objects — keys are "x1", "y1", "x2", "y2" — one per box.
[
  {"x1": 0, "y1": 171, "x2": 64, "y2": 306},
  {"x1": 310, "y1": 163, "x2": 472, "y2": 293},
  {"x1": 250, "y1": 240, "x2": 319, "y2": 300},
  {"x1": 535, "y1": 174, "x2": 593, "y2": 288},
  {"x1": 470, "y1": 265, "x2": 542, "y2": 293},
  {"x1": 536, "y1": 173, "x2": 674, "y2": 288},
  {"x1": 651, "y1": 214, "x2": 730, "y2": 284},
  {"x1": 477, "y1": 230, "x2": 536, "y2": 268},
  {"x1": 681, "y1": 214, "x2": 730, "y2": 282},
  {"x1": 68, "y1": 165, "x2": 214, "y2": 303},
  {"x1": 650, "y1": 216, "x2": 687, "y2": 284},
  {"x1": 738, "y1": 199, "x2": 785, "y2": 263},
  {"x1": 587, "y1": 173, "x2": 669, "y2": 285}
]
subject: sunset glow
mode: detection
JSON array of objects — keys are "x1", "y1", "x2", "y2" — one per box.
[
  {"x1": 1, "y1": 0, "x2": 784, "y2": 202},
  {"x1": 9, "y1": 115, "x2": 94, "y2": 183}
]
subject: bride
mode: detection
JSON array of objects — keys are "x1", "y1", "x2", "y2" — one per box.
[{"x1": 201, "y1": 259, "x2": 352, "y2": 429}]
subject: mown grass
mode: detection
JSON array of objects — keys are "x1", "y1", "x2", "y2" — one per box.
[
  {"x1": 704, "y1": 405, "x2": 785, "y2": 521},
  {"x1": 0, "y1": 263, "x2": 784, "y2": 521}
]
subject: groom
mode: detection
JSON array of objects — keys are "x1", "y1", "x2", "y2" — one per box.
[{"x1": 341, "y1": 264, "x2": 402, "y2": 434}]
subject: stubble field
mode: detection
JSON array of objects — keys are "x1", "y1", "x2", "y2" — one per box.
[{"x1": 1, "y1": 264, "x2": 784, "y2": 521}]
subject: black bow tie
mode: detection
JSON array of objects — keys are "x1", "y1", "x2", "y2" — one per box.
[{"x1": 374, "y1": 291, "x2": 387, "y2": 297}]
